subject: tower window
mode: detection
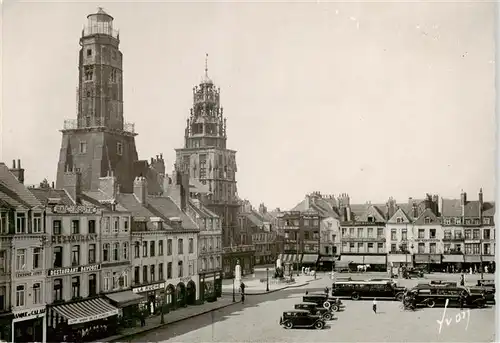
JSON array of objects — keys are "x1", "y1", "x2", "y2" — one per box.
[
  {"x1": 110, "y1": 69, "x2": 117, "y2": 83},
  {"x1": 84, "y1": 66, "x2": 94, "y2": 81},
  {"x1": 87, "y1": 49, "x2": 92, "y2": 57},
  {"x1": 112, "y1": 50, "x2": 117, "y2": 59},
  {"x1": 79, "y1": 141, "x2": 87, "y2": 154},
  {"x1": 117, "y1": 142, "x2": 123, "y2": 156}
]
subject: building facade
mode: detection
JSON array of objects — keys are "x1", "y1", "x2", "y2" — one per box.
[
  {"x1": 175, "y1": 59, "x2": 253, "y2": 277},
  {"x1": 0, "y1": 161, "x2": 48, "y2": 343}
]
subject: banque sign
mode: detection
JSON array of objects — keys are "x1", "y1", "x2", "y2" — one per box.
[
  {"x1": 49, "y1": 264, "x2": 101, "y2": 277},
  {"x1": 53, "y1": 205, "x2": 98, "y2": 214}
]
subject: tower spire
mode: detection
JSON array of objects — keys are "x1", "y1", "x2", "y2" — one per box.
[{"x1": 205, "y1": 53, "x2": 209, "y2": 78}]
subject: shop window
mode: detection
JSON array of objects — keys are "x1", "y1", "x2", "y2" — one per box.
[
  {"x1": 53, "y1": 279, "x2": 63, "y2": 302},
  {"x1": 16, "y1": 284, "x2": 25, "y2": 307},
  {"x1": 89, "y1": 274, "x2": 97, "y2": 296},
  {"x1": 72, "y1": 276, "x2": 80, "y2": 298}
]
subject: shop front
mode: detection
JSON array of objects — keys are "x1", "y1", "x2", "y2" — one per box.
[
  {"x1": 387, "y1": 254, "x2": 410, "y2": 275},
  {"x1": 47, "y1": 298, "x2": 119, "y2": 342},
  {"x1": 414, "y1": 254, "x2": 442, "y2": 272},
  {"x1": 318, "y1": 256, "x2": 336, "y2": 272},
  {"x1": 301, "y1": 254, "x2": 319, "y2": 268},
  {"x1": 0, "y1": 312, "x2": 13, "y2": 342},
  {"x1": 200, "y1": 271, "x2": 222, "y2": 303},
  {"x1": 12, "y1": 306, "x2": 46, "y2": 343},
  {"x1": 105, "y1": 290, "x2": 145, "y2": 327},
  {"x1": 132, "y1": 281, "x2": 165, "y2": 316},
  {"x1": 463, "y1": 255, "x2": 491, "y2": 272},
  {"x1": 164, "y1": 276, "x2": 199, "y2": 310},
  {"x1": 442, "y1": 254, "x2": 464, "y2": 272}
]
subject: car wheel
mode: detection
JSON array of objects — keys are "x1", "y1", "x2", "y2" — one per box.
[
  {"x1": 323, "y1": 301, "x2": 331, "y2": 309},
  {"x1": 284, "y1": 321, "x2": 293, "y2": 329},
  {"x1": 426, "y1": 299, "x2": 436, "y2": 308},
  {"x1": 331, "y1": 304, "x2": 339, "y2": 312},
  {"x1": 395, "y1": 293, "x2": 404, "y2": 302},
  {"x1": 322, "y1": 313, "x2": 332, "y2": 320},
  {"x1": 351, "y1": 293, "x2": 360, "y2": 300},
  {"x1": 314, "y1": 321, "x2": 324, "y2": 330}
]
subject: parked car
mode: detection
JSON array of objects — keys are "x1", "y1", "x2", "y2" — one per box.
[
  {"x1": 404, "y1": 268, "x2": 424, "y2": 278},
  {"x1": 279, "y1": 310, "x2": 325, "y2": 329},
  {"x1": 368, "y1": 278, "x2": 397, "y2": 285},
  {"x1": 410, "y1": 285, "x2": 486, "y2": 308},
  {"x1": 303, "y1": 294, "x2": 345, "y2": 311},
  {"x1": 469, "y1": 281, "x2": 495, "y2": 304},
  {"x1": 294, "y1": 302, "x2": 335, "y2": 320},
  {"x1": 332, "y1": 281, "x2": 406, "y2": 301},
  {"x1": 429, "y1": 280, "x2": 458, "y2": 286},
  {"x1": 477, "y1": 279, "x2": 495, "y2": 288}
]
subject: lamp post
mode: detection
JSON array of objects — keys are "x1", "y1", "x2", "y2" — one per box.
[
  {"x1": 411, "y1": 243, "x2": 414, "y2": 268},
  {"x1": 266, "y1": 267, "x2": 269, "y2": 292},
  {"x1": 480, "y1": 239, "x2": 484, "y2": 279},
  {"x1": 160, "y1": 288, "x2": 165, "y2": 324}
]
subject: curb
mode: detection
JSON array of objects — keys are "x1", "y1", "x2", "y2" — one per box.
[{"x1": 105, "y1": 301, "x2": 241, "y2": 342}]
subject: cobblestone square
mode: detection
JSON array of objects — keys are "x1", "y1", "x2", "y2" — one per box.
[{"x1": 131, "y1": 282, "x2": 496, "y2": 343}]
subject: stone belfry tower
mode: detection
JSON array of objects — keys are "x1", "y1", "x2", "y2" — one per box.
[
  {"x1": 56, "y1": 8, "x2": 139, "y2": 193},
  {"x1": 175, "y1": 55, "x2": 240, "y2": 248}
]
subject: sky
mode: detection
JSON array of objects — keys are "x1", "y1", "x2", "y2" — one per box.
[{"x1": 1, "y1": 0, "x2": 496, "y2": 210}]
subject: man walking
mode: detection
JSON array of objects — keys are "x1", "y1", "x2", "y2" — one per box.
[
  {"x1": 372, "y1": 298, "x2": 377, "y2": 314},
  {"x1": 460, "y1": 273, "x2": 465, "y2": 286}
]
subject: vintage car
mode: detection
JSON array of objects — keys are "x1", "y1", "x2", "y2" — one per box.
[
  {"x1": 294, "y1": 302, "x2": 335, "y2": 320},
  {"x1": 469, "y1": 281, "x2": 495, "y2": 304},
  {"x1": 404, "y1": 267, "x2": 424, "y2": 278},
  {"x1": 428, "y1": 280, "x2": 458, "y2": 286},
  {"x1": 477, "y1": 279, "x2": 495, "y2": 288},
  {"x1": 332, "y1": 280, "x2": 406, "y2": 301},
  {"x1": 303, "y1": 294, "x2": 345, "y2": 311},
  {"x1": 279, "y1": 310, "x2": 326, "y2": 329},
  {"x1": 368, "y1": 278, "x2": 397, "y2": 285},
  {"x1": 410, "y1": 285, "x2": 486, "y2": 308}
]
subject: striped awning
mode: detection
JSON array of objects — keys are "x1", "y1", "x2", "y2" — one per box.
[
  {"x1": 281, "y1": 254, "x2": 300, "y2": 263},
  {"x1": 52, "y1": 298, "x2": 119, "y2": 325}
]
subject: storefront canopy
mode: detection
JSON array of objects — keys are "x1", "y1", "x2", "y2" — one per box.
[
  {"x1": 281, "y1": 254, "x2": 300, "y2": 263},
  {"x1": 319, "y1": 256, "x2": 336, "y2": 262},
  {"x1": 301, "y1": 254, "x2": 319, "y2": 264},
  {"x1": 105, "y1": 291, "x2": 145, "y2": 308},
  {"x1": 52, "y1": 298, "x2": 119, "y2": 325},
  {"x1": 442, "y1": 254, "x2": 465, "y2": 263}
]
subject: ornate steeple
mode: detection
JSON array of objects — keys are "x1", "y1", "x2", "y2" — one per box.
[{"x1": 184, "y1": 55, "x2": 227, "y2": 149}]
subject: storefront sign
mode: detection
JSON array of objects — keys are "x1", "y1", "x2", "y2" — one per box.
[
  {"x1": 13, "y1": 307, "x2": 46, "y2": 322},
  {"x1": 53, "y1": 205, "x2": 98, "y2": 214},
  {"x1": 180, "y1": 276, "x2": 192, "y2": 283},
  {"x1": 51, "y1": 234, "x2": 98, "y2": 244},
  {"x1": 132, "y1": 282, "x2": 165, "y2": 294},
  {"x1": 68, "y1": 309, "x2": 119, "y2": 325},
  {"x1": 16, "y1": 270, "x2": 44, "y2": 279},
  {"x1": 48, "y1": 264, "x2": 101, "y2": 277}
]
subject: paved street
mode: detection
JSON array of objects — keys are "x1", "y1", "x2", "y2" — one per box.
[{"x1": 129, "y1": 276, "x2": 495, "y2": 343}]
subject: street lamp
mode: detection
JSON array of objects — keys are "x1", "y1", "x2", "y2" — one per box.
[
  {"x1": 480, "y1": 239, "x2": 484, "y2": 279},
  {"x1": 266, "y1": 267, "x2": 269, "y2": 292},
  {"x1": 410, "y1": 244, "x2": 414, "y2": 268},
  {"x1": 160, "y1": 289, "x2": 165, "y2": 324}
]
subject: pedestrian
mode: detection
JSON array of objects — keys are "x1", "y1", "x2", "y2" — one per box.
[
  {"x1": 305, "y1": 291, "x2": 309, "y2": 295},
  {"x1": 372, "y1": 298, "x2": 377, "y2": 314},
  {"x1": 241, "y1": 292, "x2": 245, "y2": 304},
  {"x1": 460, "y1": 273, "x2": 465, "y2": 286},
  {"x1": 140, "y1": 312, "x2": 146, "y2": 327}
]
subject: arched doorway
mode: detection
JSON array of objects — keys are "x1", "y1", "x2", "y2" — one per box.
[
  {"x1": 186, "y1": 281, "x2": 196, "y2": 305},
  {"x1": 176, "y1": 283, "x2": 186, "y2": 307},
  {"x1": 166, "y1": 284, "x2": 175, "y2": 309}
]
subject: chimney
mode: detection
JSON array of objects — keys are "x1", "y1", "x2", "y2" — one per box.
[
  {"x1": 386, "y1": 197, "x2": 396, "y2": 220},
  {"x1": 412, "y1": 202, "x2": 418, "y2": 218},
  {"x1": 99, "y1": 172, "x2": 119, "y2": 199},
  {"x1": 133, "y1": 176, "x2": 148, "y2": 204},
  {"x1": 51, "y1": 181, "x2": 55, "y2": 188},
  {"x1": 460, "y1": 190, "x2": 467, "y2": 216},
  {"x1": 62, "y1": 166, "x2": 81, "y2": 204},
  {"x1": 304, "y1": 195, "x2": 310, "y2": 210},
  {"x1": 9, "y1": 159, "x2": 25, "y2": 184}
]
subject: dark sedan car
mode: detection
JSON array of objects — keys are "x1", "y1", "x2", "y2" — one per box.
[{"x1": 279, "y1": 310, "x2": 326, "y2": 329}]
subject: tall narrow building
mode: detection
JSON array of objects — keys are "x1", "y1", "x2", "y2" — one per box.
[
  {"x1": 56, "y1": 8, "x2": 139, "y2": 193},
  {"x1": 175, "y1": 56, "x2": 254, "y2": 277}
]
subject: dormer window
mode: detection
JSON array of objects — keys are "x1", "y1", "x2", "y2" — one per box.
[
  {"x1": 483, "y1": 218, "x2": 491, "y2": 225},
  {"x1": 396, "y1": 217, "x2": 403, "y2": 223},
  {"x1": 33, "y1": 213, "x2": 42, "y2": 233},
  {"x1": 0, "y1": 212, "x2": 8, "y2": 234},
  {"x1": 367, "y1": 216, "x2": 374, "y2": 223},
  {"x1": 424, "y1": 217, "x2": 431, "y2": 224},
  {"x1": 454, "y1": 218, "x2": 461, "y2": 225},
  {"x1": 16, "y1": 213, "x2": 26, "y2": 234}
]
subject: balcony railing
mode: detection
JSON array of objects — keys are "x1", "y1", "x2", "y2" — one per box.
[
  {"x1": 222, "y1": 245, "x2": 255, "y2": 253},
  {"x1": 62, "y1": 119, "x2": 136, "y2": 134},
  {"x1": 341, "y1": 237, "x2": 386, "y2": 242}
]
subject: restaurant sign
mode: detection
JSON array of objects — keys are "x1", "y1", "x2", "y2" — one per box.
[
  {"x1": 13, "y1": 307, "x2": 46, "y2": 322},
  {"x1": 53, "y1": 205, "x2": 98, "y2": 214},
  {"x1": 132, "y1": 282, "x2": 165, "y2": 294},
  {"x1": 48, "y1": 264, "x2": 101, "y2": 277},
  {"x1": 51, "y1": 234, "x2": 98, "y2": 244},
  {"x1": 16, "y1": 270, "x2": 44, "y2": 279}
]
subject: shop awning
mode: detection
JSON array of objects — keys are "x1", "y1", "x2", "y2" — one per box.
[
  {"x1": 335, "y1": 260, "x2": 351, "y2": 267},
  {"x1": 319, "y1": 256, "x2": 336, "y2": 262},
  {"x1": 105, "y1": 291, "x2": 145, "y2": 308},
  {"x1": 340, "y1": 255, "x2": 365, "y2": 264},
  {"x1": 52, "y1": 298, "x2": 119, "y2": 325},
  {"x1": 301, "y1": 254, "x2": 319, "y2": 264},
  {"x1": 387, "y1": 254, "x2": 408, "y2": 263},
  {"x1": 442, "y1": 254, "x2": 465, "y2": 263},
  {"x1": 414, "y1": 254, "x2": 441, "y2": 264},
  {"x1": 364, "y1": 255, "x2": 386, "y2": 265},
  {"x1": 482, "y1": 255, "x2": 495, "y2": 262},
  {"x1": 465, "y1": 255, "x2": 481, "y2": 263}
]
